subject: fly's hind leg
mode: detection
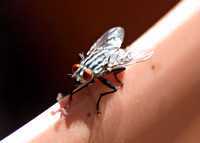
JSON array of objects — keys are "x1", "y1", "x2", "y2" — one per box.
[
  {"x1": 112, "y1": 67, "x2": 126, "y2": 86},
  {"x1": 97, "y1": 77, "x2": 118, "y2": 116}
]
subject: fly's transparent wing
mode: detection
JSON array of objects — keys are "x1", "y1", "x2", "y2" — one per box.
[
  {"x1": 129, "y1": 48, "x2": 154, "y2": 63},
  {"x1": 107, "y1": 47, "x2": 154, "y2": 71},
  {"x1": 87, "y1": 27, "x2": 124, "y2": 56}
]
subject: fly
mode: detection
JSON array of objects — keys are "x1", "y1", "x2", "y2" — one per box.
[{"x1": 65, "y1": 27, "x2": 153, "y2": 115}]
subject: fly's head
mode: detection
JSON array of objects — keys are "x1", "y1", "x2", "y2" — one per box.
[{"x1": 72, "y1": 64, "x2": 93, "y2": 84}]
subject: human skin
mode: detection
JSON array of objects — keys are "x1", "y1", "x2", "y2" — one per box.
[
  {"x1": 31, "y1": 2, "x2": 200, "y2": 143},
  {"x1": 2, "y1": 1, "x2": 200, "y2": 143}
]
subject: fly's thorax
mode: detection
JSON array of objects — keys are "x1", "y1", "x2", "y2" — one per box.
[
  {"x1": 81, "y1": 50, "x2": 110, "y2": 77},
  {"x1": 72, "y1": 64, "x2": 94, "y2": 83}
]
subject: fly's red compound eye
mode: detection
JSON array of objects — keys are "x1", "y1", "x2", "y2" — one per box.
[
  {"x1": 72, "y1": 64, "x2": 81, "y2": 73},
  {"x1": 83, "y1": 68, "x2": 93, "y2": 81}
]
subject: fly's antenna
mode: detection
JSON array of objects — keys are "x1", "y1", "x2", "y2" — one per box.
[
  {"x1": 67, "y1": 73, "x2": 73, "y2": 76},
  {"x1": 66, "y1": 73, "x2": 73, "y2": 77}
]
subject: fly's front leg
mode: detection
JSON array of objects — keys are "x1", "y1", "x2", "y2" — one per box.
[
  {"x1": 78, "y1": 53, "x2": 85, "y2": 62},
  {"x1": 69, "y1": 81, "x2": 77, "y2": 105},
  {"x1": 69, "y1": 79, "x2": 94, "y2": 106},
  {"x1": 97, "y1": 77, "x2": 118, "y2": 116},
  {"x1": 112, "y1": 67, "x2": 126, "y2": 86}
]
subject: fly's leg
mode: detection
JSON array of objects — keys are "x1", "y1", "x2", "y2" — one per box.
[
  {"x1": 69, "y1": 79, "x2": 94, "y2": 106},
  {"x1": 69, "y1": 81, "x2": 77, "y2": 105},
  {"x1": 112, "y1": 67, "x2": 126, "y2": 86},
  {"x1": 97, "y1": 77, "x2": 118, "y2": 116},
  {"x1": 68, "y1": 52, "x2": 86, "y2": 104},
  {"x1": 78, "y1": 53, "x2": 85, "y2": 62}
]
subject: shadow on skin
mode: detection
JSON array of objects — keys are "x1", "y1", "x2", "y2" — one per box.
[{"x1": 56, "y1": 72, "x2": 125, "y2": 142}]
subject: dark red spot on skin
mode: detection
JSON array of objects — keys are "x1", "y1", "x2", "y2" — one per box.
[
  {"x1": 87, "y1": 112, "x2": 91, "y2": 117},
  {"x1": 151, "y1": 65, "x2": 155, "y2": 70}
]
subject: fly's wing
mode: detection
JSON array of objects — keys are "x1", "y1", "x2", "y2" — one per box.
[
  {"x1": 87, "y1": 27, "x2": 124, "y2": 56},
  {"x1": 107, "y1": 47, "x2": 154, "y2": 71},
  {"x1": 129, "y1": 47, "x2": 154, "y2": 64}
]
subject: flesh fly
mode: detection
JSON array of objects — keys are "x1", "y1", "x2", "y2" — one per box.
[{"x1": 68, "y1": 27, "x2": 153, "y2": 115}]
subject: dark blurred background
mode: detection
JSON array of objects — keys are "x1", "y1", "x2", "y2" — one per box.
[{"x1": 0, "y1": 0, "x2": 179, "y2": 140}]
